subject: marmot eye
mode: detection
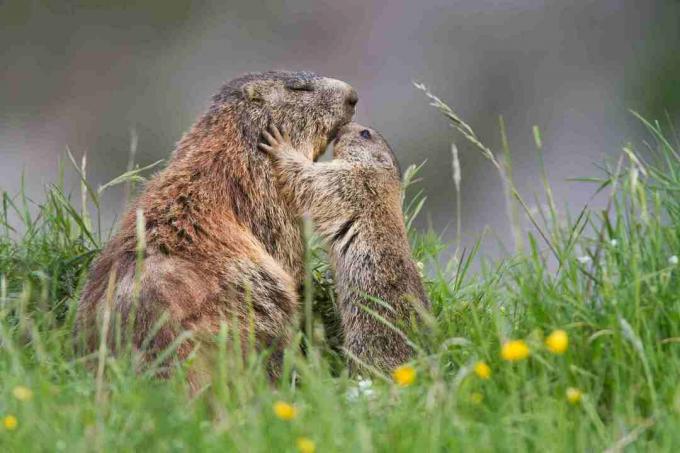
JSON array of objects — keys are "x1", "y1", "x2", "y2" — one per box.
[
  {"x1": 360, "y1": 129, "x2": 371, "y2": 139},
  {"x1": 285, "y1": 80, "x2": 314, "y2": 92}
]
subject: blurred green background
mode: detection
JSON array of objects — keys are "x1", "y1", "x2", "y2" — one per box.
[{"x1": 1, "y1": 0, "x2": 679, "y2": 257}]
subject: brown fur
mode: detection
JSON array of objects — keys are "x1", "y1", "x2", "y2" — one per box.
[
  {"x1": 75, "y1": 71, "x2": 357, "y2": 387},
  {"x1": 259, "y1": 123, "x2": 430, "y2": 373}
]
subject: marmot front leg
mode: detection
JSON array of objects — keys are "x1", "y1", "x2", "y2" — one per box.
[
  {"x1": 259, "y1": 126, "x2": 355, "y2": 215},
  {"x1": 259, "y1": 126, "x2": 351, "y2": 357},
  {"x1": 259, "y1": 126, "x2": 326, "y2": 213},
  {"x1": 259, "y1": 126, "x2": 314, "y2": 184}
]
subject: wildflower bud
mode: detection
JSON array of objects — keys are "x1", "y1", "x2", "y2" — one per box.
[
  {"x1": 392, "y1": 364, "x2": 417, "y2": 387},
  {"x1": 273, "y1": 401, "x2": 297, "y2": 421},
  {"x1": 577, "y1": 255, "x2": 591, "y2": 264},
  {"x1": 470, "y1": 392, "x2": 484, "y2": 404},
  {"x1": 12, "y1": 386, "x2": 33, "y2": 401},
  {"x1": 3, "y1": 415, "x2": 17, "y2": 431},
  {"x1": 501, "y1": 340, "x2": 530, "y2": 361},
  {"x1": 566, "y1": 387, "x2": 583, "y2": 404},
  {"x1": 296, "y1": 437, "x2": 316, "y2": 453},
  {"x1": 473, "y1": 361, "x2": 491, "y2": 380},
  {"x1": 545, "y1": 329, "x2": 568, "y2": 355}
]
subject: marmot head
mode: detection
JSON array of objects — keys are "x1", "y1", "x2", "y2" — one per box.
[
  {"x1": 333, "y1": 122, "x2": 401, "y2": 179},
  {"x1": 213, "y1": 71, "x2": 357, "y2": 160}
]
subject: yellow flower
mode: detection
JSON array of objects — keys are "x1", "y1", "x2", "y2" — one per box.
[
  {"x1": 3, "y1": 415, "x2": 17, "y2": 431},
  {"x1": 473, "y1": 361, "x2": 491, "y2": 380},
  {"x1": 392, "y1": 364, "x2": 416, "y2": 387},
  {"x1": 296, "y1": 436, "x2": 316, "y2": 453},
  {"x1": 470, "y1": 392, "x2": 484, "y2": 405},
  {"x1": 273, "y1": 401, "x2": 297, "y2": 421},
  {"x1": 545, "y1": 329, "x2": 568, "y2": 355},
  {"x1": 12, "y1": 386, "x2": 33, "y2": 401},
  {"x1": 501, "y1": 340, "x2": 530, "y2": 361},
  {"x1": 566, "y1": 387, "x2": 583, "y2": 404}
]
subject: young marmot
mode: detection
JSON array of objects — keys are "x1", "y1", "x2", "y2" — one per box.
[
  {"x1": 259, "y1": 123, "x2": 430, "y2": 372},
  {"x1": 75, "y1": 71, "x2": 358, "y2": 386}
]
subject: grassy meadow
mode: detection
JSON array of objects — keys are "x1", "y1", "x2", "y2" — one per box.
[{"x1": 1, "y1": 94, "x2": 680, "y2": 452}]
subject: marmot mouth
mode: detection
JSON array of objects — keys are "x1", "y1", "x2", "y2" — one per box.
[
  {"x1": 329, "y1": 118, "x2": 351, "y2": 144},
  {"x1": 328, "y1": 126, "x2": 342, "y2": 143}
]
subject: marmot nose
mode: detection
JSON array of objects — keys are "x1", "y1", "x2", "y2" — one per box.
[{"x1": 346, "y1": 88, "x2": 358, "y2": 107}]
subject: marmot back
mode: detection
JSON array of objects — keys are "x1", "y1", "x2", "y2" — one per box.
[{"x1": 259, "y1": 123, "x2": 430, "y2": 373}]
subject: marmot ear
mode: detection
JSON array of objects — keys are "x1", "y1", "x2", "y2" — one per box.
[{"x1": 242, "y1": 81, "x2": 265, "y2": 102}]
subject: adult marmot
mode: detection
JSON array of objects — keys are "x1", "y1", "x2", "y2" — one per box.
[
  {"x1": 75, "y1": 71, "x2": 358, "y2": 384},
  {"x1": 259, "y1": 123, "x2": 430, "y2": 373}
]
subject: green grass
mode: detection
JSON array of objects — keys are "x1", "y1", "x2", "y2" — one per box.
[{"x1": 1, "y1": 98, "x2": 680, "y2": 452}]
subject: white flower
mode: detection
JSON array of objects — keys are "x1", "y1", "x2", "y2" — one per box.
[
  {"x1": 346, "y1": 387, "x2": 360, "y2": 401},
  {"x1": 610, "y1": 239, "x2": 618, "y2": 247},
  {"x1": 577, "y1": 255, "x2": 592, "y2": 264},
  {"x1": 669, "y1": 255, "x2": 678, "y2": 265},
  {"x1": 358, "y1": 378, "x2": 374, "y2": 396},
  {"x1": 346, "y1": 377, "x2": 375, "y2": 401},
  {"x1": 358, "y1": 378, "x2": 373, "y2": 391}
]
